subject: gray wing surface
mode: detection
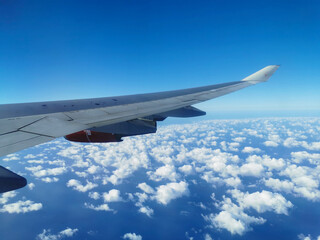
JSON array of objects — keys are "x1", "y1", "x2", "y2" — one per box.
[{"x1": 0, "y1": 65, "x2": 279, "y2": 157}]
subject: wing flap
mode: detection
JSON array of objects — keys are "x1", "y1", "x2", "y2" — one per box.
[
  {"x1": 20, "y1": 116, "x2": 87, "y2": 138},
  {"x1": 0, "y1": 131, "x2": 40, "y2": 148},
  {"x1": 158, "y1": 106, "x2": 206, "y2": 118},
  {"x1": 0, "y1": 116, "x2": 44, "y2": 135},
  {"x1": 0, "y1": 135, "x2": 54, "y2": 156}
]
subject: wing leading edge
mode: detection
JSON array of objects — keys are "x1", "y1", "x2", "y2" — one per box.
[{"x1": 0, "y1": 65, "x2": 279, "y2": 157}]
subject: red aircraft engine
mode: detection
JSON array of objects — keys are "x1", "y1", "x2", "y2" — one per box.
[{"x1": 65, "y1": 130, "x2": 122, "y2": 143}]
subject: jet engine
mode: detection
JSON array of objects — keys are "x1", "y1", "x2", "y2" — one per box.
[
  {"x1": 64, "y1": 107, "x2": 204, "y2": 143},
  {"x1": 65, "y1": 118, "x2": 157, "y2": 143},
  {"x1": 0, "y1": 166, "x2": 27, "y2": 193}
]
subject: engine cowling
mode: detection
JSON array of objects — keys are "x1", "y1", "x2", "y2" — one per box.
[
  {"x1": 65, "y1": 130, "x2": 122, "y2": 143},
  {"x1": 0, "y1": 166, "x2": 27, "y2": 193},
  {"x1": 65, "y1": 119, "x2": 157, "y2": 143}
]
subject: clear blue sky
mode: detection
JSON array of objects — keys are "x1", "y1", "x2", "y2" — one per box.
[{"x1": 0, "y1": 0, "x2": 319, "y2": 113}]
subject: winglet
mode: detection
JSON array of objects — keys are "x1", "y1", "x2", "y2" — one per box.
[{"x1": 242, "y1": 65, "x2": 280, "y2": 84}]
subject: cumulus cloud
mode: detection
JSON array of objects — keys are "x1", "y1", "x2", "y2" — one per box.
[
  {"x1": 0, "y1": 191, "x2": 17, "y2": 204},
  {"x1": 28, "y1": 183, "x2": 35, "y2": 190},
  {"x1": 2, "y1": 153, "x2": 19, "y2": 161},
  {"x1": 0, "y1": 200, "x2": 42, "y2": 214},
  {"x1": 153, "y1": 181, "x2": 189, "y2": 205},
  {"x1": 233, "y1": 137, "x2": 246, "y2": 142},
  {"x1": 204, "y1": 233, "x2": 213, "y2": 240},
  {"x1": 204, "y1": 188, "x2": 293, "y2": 235},
  {"x1": 263, "y1": 141, "x2": 279, "y2": 147},
  {"x1": 283, "y1": 138, "x2": 320, "y2": 151},
  {"x1": 88, "y1": 192, "x2": 100, "y2": 200},
  {"x1": 84, "y1": 203, "x2": 112, "y2": 212},
  {"x1": 67, "y1": 179, "x2": 97, "y2": 192},
  {"x1": 264, "y1": 178, "x2": 294, "y2": 193},
  {"x1": 291, "y1": 151, "x2": 320, "y2": 164},
  {"x1": 263, "y1": 134, "x2": 281, "y2": 147},
  {"x1": 178, "y1": 165, "x2": 194, "y2": 175},
  {"x1": 137, "y1": 183, "x2": 155, "y2": 194},
  {"x1": 242, "y1": 147, "x2": 262, "y2": 153},
  {"x1": 103, "y1": 189, "x2": 123, "y2": 202},
  {"x1": 37, "y1": 227, "x2": 78, "y2": 240},
  {"x1": 239, "y1": 163, "x2": 264, "y2": 177},
  {"x1": 9, "y1": 117, "x2": 320, "y2": 237},
  {"x1": 41, "y1": 177, "x2": 59, "y2": 183},
  {"x1": 204, "y1": 197, "x2": 265, "y2": 235},
  {"x1": 87, "y1": 165, "x2": 101, "y2": 174},
  {"x1": 298, "y1": 234, "x2": 312, "y2": 240},
  {"x1": 123, "y1": 233, "x2": 142, "y2": 240},
  {"x1": 230, "y1": 189, "x2": 293, "y2": 215},
  {"x1": 138, "y1": 206, "x2": 154, "y2": 217},
  {"x1": 25, "y1": 165, "x2": 67, "y2": 178},
  {"x1": 148, "y1": 164, "x2": 179, "y2": 182},
  {"x1": 279, "y1": 165, "x2": 320, "y2": 201}
]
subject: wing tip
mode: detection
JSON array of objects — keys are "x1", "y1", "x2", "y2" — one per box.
[{"x1": 242, "y1": 65, "x2": 280, "y2": 84}]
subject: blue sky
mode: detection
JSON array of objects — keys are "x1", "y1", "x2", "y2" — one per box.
[{"x1": 0, "y1": 0, "x2": 319, "y2": 114}]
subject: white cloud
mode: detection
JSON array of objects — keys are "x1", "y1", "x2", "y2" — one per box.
[
  {"x1": 233, "y1": 137, "x2": 246, "y2": 142},
  {"x1": 0, "y1": 200, "x2": 42, "y2": 214},
  {"x1": 263, "y1": 134, "x2": 281, "y2": 147},
  {"x1": 291, "y1": 151, "x2": 320, "y2": 164},
  {"x1": 28, "y1": 183, "x2": 35, "y2": 190},
  {"x1": 263, "y1": 141, "x2": 278, "y2": 147},
  {"x1": 88, "y1": 192, "x2": 100, "y2": 200},
  {"x1": 59, "y1": 228, "x2": 78, "y2": 237},
  {"x1": 148, "y1": 164, "x2": 179, "y2": 182},
  {"x1": 67, "y1": 179, "x2": 97, "y2": 192},
  {"x1": 242, "y1": 147, "x2": 261, "y2": 153},
  {"x1": 26, "y1": 166, "x2": 67, "y2": 178},
  {"x1": 224, "y1": 177, "x2": 242, "y2": 188},
  {"x1": 243, "y1": 128, "x2": 263, "y2": 138},
  {"x1": 204, "y1": 233, "x2": 213, "y2": 240},
  {"x1": 298, "y1": 234, "x2": 312, "y2": 240},
  {"x1": 37, "y1": 228, "x2": 78, "y2": 240},
  {"x1": 205, "y1": 187, "x2": 293, "y2": 236},
  {"x1": 204, "y1": 197, "x2": 265, "y2": 235},
  {"x1": 135, "y1": 192, "x2": 148, "y2": 204},
  {"x1": 264, "y1": 178, "x2": 294, "y2": 193},
  {"x1": 239, "y1": 163, "x2": 264, "y2": 177},
  {"x1": 138, "y1": 206, "x2": 154, "y2": 217},
  {"x1": 137, "y1": 183, "x2": 155, "y2": 194},
  {"x1": 10, "y1": 118, "x2": 320, "y2": 237},
  {"x1": 85, "y1": 203, "x2": 112, "y2": 212},
  {"x1": 103, "y1": 189, "x2": 122, "y2": 202},
  {"x1": 24, "y1": 154, "x2": 37, "y2": 159},
  {"x1": 41, "y1": 177, "x2": 59, "y2": 183},
  {"x1": 220, "y1": 141, "x2": 239, "y2": 152},
  {"x1": 279, "y1": 164, "x2": 320, "y2": 201},
  {"x1": 283, "y1": 137, "x2": 302, "y2": 148},
  {"x1": 2, "y1": 154, "x2": 19, "y2": 161},
  {"x1": 154, "y1": 181, "x2": 189, "y2": 205},
  {"x1": 123, "y1": 233, "x2": 142, "y2": 240},
  {"x1": 230, "y1": 189, "x2": 293, "y2": 215},
  {"x1": 87, "y1": 165, "x2": 101, "y2": 174},
  {"x1": 178, "y1": 165, "x2": 193, "y2": 175},
  {"x1": 283, "y1": 137, "x2": 320, "y2": 151},
  {"x1": 0, "y1": 191, "x2": 17, "y2": 204},
  {"x1": 261, "y1": 156, "x2": 285, "y2": 171}
]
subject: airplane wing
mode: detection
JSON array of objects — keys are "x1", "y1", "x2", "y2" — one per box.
[
  {"x1": 0, "y1": 65, "x2": 279, "y2": 158},
  {"x1": 0, "y1": 65, "x2": 279, "y2": 192}
]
